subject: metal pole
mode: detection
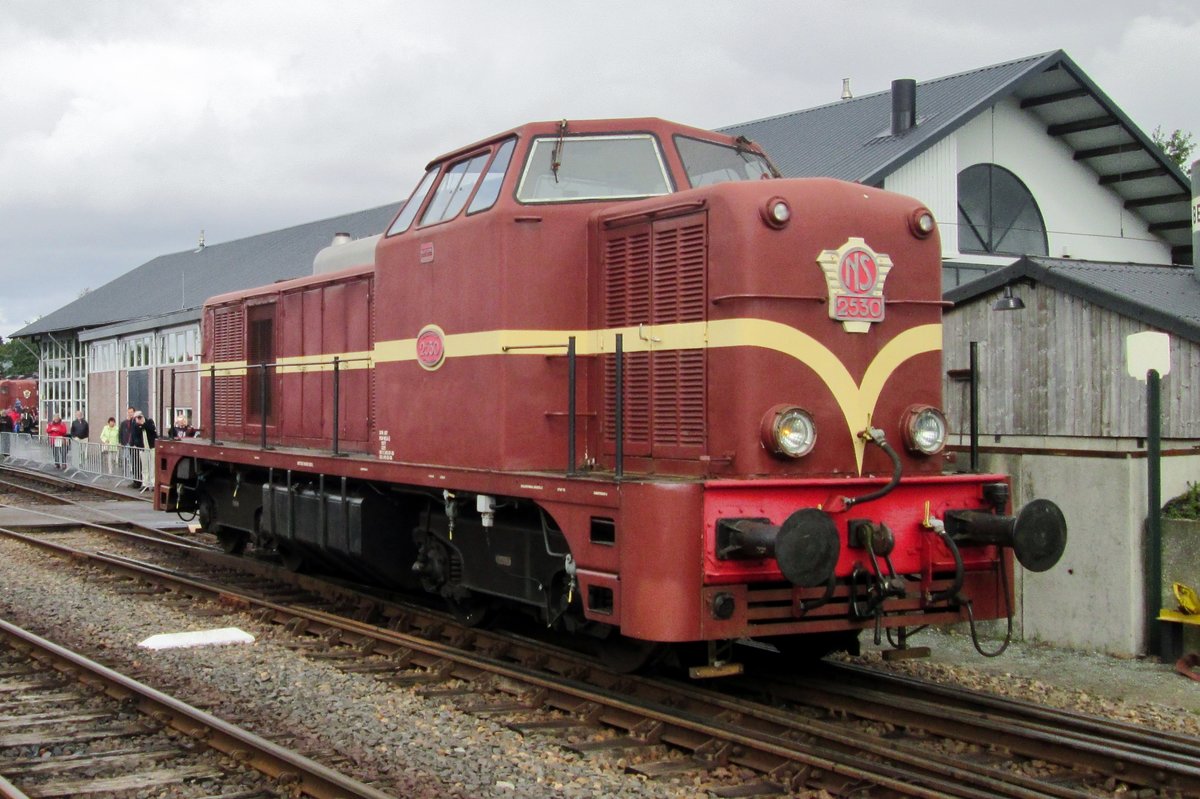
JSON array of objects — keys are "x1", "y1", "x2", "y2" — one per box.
[
  {"x1": 170, "y1": 369, "x2": 177, "y2": 436},
  {"x1": 615, "y1": 334, "x2": 623, "y2": 481},
  {"x1": 157, "y1": 368, "x2": 164, "y2": 435},
  {"x1": 209, "y1": 365, "x2": 217, "y2": 444},
  {"x1": 259, "y1": 363, "x2": 268, "y2": 450},
  {"x1": 567, "y1": 337, "x2": 576, "y2": 476},
  {"x1": 969, "y1": 341, "x2": 979, "y2": 472},
  {"x1": 332, "y1": 357, "x2": 341, "y2": 456},
  {"x1": 1147, "y1": 368, "x2": 1163, "y2": 658}
]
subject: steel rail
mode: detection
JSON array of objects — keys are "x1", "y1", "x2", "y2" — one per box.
[
  {"x1": 0, "y1": 524, "x2": 1114, "y2": 799},
  {"x1": 0, "y1": 617, "x2": 397, "y2": 799},
  {"x1": 824, "y1": 659, "x2": 1200, "y2": 763},
  {"x1": 0, "y1": 499, "x2": 1189, "y2": 797}
]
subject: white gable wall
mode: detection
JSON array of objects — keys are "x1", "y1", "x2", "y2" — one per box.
[{"x1": 885, "y1": 97, "x2": 1172, "y2": 265}]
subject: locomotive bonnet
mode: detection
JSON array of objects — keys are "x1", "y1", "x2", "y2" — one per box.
[{"x1": 157, "y1": 117, "x2": 1066, "y2": 674}]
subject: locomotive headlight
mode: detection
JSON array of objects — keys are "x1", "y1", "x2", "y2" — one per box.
[
  {"x1": 902, "y1": 405, "x2": 947, "y2": 455},
  {"x1": 761, "y1": 197, "x2": 791, "y2": 229},
  {"x1": 761, "y1": 405, "x2": 816, "y2": 458},
  {"x1": 908, "y1": 207, "x2": 936, "y2": 238}
]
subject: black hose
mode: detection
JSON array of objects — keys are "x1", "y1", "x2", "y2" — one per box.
[
  {"x1": 929, "y1": 527, "x2": 965, "y2": 604},
  {"x1": 842, "y1": 437, "x2": 902, "y2": 510},
  {"x1": 965, "y1": 554, "x2": 1013, "y2": 657}
]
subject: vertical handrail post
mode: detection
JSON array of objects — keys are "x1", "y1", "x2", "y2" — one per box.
[
  {"x1": 259, "y1": 363, "x2": 269, "y2": 450},
  {"x1": 170, "y1": 369, "x2": 177, "y2": 438},
  {"x1": 615, "y1": 333, "x2": 624, "y2": 481},
  {"x1": 567, "y1": 337, "x2": 576, "y2": 476},
  {"x1": 209, "y1": 365, "x2": 218, "y2": 445},
  {"x1": 332, "y1": 357, "x2": 341, "y2": 456}
]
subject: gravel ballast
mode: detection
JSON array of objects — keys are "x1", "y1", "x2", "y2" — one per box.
[{"x1": 1, "y1": 534, "x2": 1198, "y2": 797}]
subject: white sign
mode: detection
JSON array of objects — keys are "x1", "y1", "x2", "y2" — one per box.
[{"x1": 1126, "y1": 331, "x2": 1171, "y2": 380}]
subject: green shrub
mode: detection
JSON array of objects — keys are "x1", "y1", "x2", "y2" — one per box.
[{"x1": 1164, "y1": 482, "x2": 1200, "y2": 520}]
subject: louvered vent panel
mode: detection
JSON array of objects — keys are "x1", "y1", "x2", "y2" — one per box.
[
  {"x1": 603, "y1": 229, "x2": 651, "y2": 449},
  {"x1": 601, "y1": 215, "x2": 707, "y2": 458},
  {"x1": 650, "y1": 219, "x2": 706, "y2": 450},
  {"x1": 212, "y1": 308, "x2": 245, "y2": 427}
]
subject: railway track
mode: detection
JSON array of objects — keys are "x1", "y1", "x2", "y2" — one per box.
[
  {"x1": 0, "y1": 488, "x2": 1196, "y2": 797},
  {"x1": 0, "y1": 616, "x2": 399, "y2": 799}
]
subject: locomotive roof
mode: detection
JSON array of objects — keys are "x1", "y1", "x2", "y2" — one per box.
[
  {"x1": 720, "y1": 49, "x2": 1192, "y2": 265},
  {"x1": 428, "y1": 117, "x2": 753, "y2": 167},
  {"x1": 946, "y1": 257, "x2": 1200, "y2": 344}
]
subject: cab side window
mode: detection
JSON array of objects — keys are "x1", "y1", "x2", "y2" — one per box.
[
  {"x1": 421, "y1": 153, "x2": 490, "y2": 227},
  {"x1": 386, "y1": 168, "x2": 438, "y2": 236},
  {"x1": 467, "y1": 138, "x2": 516, "y2": 214}
]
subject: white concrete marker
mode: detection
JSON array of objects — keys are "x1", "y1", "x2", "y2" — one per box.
[{"x1": 138, "y1": 627, "x2": 255, "y2": 650}]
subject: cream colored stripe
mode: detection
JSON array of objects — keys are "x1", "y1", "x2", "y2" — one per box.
[
  {"x1": 373, "y1": 319, "x2": 941, "y2": 473},
  {"x1": 275, "y1": 351, "x2": 373, "y2": 374},
  {"x1": 205, "y1": 320, "x2": 941, "y2": 475}
]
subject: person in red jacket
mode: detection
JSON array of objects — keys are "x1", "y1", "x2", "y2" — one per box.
[{"x1": 45, "y1": 415, "x2": 68, "y2": 470}]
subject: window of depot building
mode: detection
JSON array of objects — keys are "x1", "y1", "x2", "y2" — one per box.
[
  {"x1": 88, "y1": 341, "x2": 116, "y2": 373},
  {"x1": 957, "y1": 164, "x2": 1048, "y2": 257},
  {"x1": 517, "y1": 134, "x2": 672, "y2": 203},
  {"x1": 158, "y1": 328, "x2": 198, "y2": 366},
  {"x1": 121, "y1": 336, "x2": 154, "y2": 370},
  {"x1": 675, "y1": 135, "x2": 773, "y2": 187}
]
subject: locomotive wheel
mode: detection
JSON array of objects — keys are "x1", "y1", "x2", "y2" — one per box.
[
  {"x1": 448, "y1": 593, "x2": 491, "y2": 628},
  {"x1": 196, "y1": 493, "x2": 221, "y2": 534},
  {"x1": 216, "y1": 529, "x2": 247, "y2": 555}
]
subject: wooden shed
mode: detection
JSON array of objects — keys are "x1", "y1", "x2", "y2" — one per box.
[{"x1": 943, "y1": 256, "x2": 1200, "y2": 655}]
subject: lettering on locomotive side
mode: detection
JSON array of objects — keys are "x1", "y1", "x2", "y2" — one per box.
[
  {"x1": 378, "y1": 429, "x2": 394, "y2": 461},
  {"x1": 817, "y1": 237, "x2": 894, "y2": 334}
]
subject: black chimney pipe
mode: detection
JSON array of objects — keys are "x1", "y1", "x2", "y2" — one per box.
[{"x1": 891, "y1": 78, "x2": 917, "y2": 135}]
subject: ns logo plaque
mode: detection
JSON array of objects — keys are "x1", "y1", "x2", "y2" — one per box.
[{"x1": 817, "y1": 237, "x2": 893, "y2": 333}]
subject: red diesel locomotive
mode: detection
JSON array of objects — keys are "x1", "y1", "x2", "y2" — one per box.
[{"x1": 155, "y1": 117, "x2": 1066, "y2": 673}]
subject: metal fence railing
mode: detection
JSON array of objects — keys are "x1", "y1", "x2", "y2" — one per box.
[{"x1": 0, "y1": 433, "x2": 155, "y2": 489}]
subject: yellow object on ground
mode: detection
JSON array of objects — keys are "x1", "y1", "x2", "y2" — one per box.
[{"x1": 1174, "y1": 582, "x2": 1200, "y2": 615}]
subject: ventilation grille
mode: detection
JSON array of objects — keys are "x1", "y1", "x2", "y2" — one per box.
[
  {"x1": 602, "y1": 214, "x2": 707, "y2": 456},
  {"x1": 212, "y1": 308, "x2": 245, "y2": 427}
]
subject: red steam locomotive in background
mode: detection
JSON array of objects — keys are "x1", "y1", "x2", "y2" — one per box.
[
  {"x1": 0, "y1": 379, "x2": 38, "y2": 415},
  {"x1": 156, "y1": 117, "x2": 1066, "y2": 674}
]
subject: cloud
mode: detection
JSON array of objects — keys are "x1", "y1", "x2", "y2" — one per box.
[{"x1": 1, "y1": 1, "x2": 1195, "y2": 334}]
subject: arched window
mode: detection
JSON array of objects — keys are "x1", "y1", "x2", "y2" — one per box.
[{"x1": 957, "y1": 164, "x2": 1047, "y2": 256}]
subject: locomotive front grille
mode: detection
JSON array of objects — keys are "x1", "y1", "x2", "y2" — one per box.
[{"x1": 601, "y1": 214, "x2": 707, "y2": 457}]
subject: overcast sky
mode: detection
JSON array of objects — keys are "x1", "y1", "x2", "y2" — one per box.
[{"x1": 2, "y1": 1, "x2": 1197, "y2": 337}]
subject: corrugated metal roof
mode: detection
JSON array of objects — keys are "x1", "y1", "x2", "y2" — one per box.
[
  {"x1": 945, "y1": 256, "x2": 1200, "y2": 344},
  {"x1": 721, "y1": 51, "x2": 1059, "y2": 183},
  {"x1": 13, "y1": 203, "x2": 400, "y2": 338},
  {"x1": 722, "y1": 50, "x2": 1192, "y2": 262}
]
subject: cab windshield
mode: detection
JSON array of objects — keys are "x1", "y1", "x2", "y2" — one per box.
[
  {"x1": 675, "y1": 135, "x2": 774, "y2": 187},
  {"x1": 516, "y1": 134, "x2": 671, "y2": 203}
]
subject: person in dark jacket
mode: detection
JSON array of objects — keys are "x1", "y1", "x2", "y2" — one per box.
[
  {"x1": 0, "y1": 408, "x2": 11, "y2": 456},
  {"x1": 118, "y1": 406, "x2": 135, "y2": 446},
  {"x1": 69, "y1": 410, "x2": 89, "y2": 441}
]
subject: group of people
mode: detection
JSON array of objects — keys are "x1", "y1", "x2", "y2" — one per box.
[
  {"x1": 43, "y1": 410, "x2": 92, "y2": 469},
  {"x1": 0, "y1": 403, "x2": 38, "y2": 435},
  {"x1": 4, "y1": 405, "x2": 196, "y2": 480}
]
